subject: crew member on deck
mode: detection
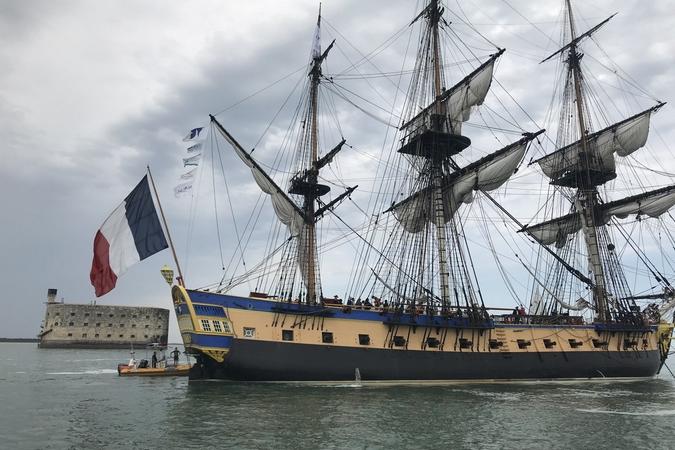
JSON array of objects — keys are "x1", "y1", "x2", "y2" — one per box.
[
  {"x1": 170, "y1": 347, "x2": 180, "y2": 366},
  {"x1": 152, "y1": 351, "x2": 158, "y2": 368}
]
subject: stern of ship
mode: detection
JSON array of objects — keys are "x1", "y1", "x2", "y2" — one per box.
[
  {"x1": 171, "y1": 285, "x2": 235, "y2": 379},
  {"x1": 657, "y1": 320, "x2": 674, "y2": 373}
]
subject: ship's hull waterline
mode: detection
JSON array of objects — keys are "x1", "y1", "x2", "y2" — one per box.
[
  {"x1": 190, "y1": 338, "x2": 662, "y2": 382},
  {"x1": 172, "y1": 287, "x2": 673, "y2": 382}
]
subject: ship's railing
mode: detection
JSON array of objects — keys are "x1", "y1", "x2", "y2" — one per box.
[{"x1": 493, "y1": 314, "x2": 584, "y2": 326}]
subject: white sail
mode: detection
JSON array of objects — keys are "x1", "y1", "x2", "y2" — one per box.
[
  {"x1": 605, "y1": 188, "x2": 675, "y2": 219},
  {"x1": 215, "y1": 125, "x2": 305, "y2": 235},
  {"x1": 391, "y1": 141, "x2": 527, "y2": 233},
  {"x1": 524, "y1": 186, "x2": 675, "y2": 246},
  {"x1": 536, "y1": 108, "x2": 655, "y2": 180},
  {"x1": 401, "y1": 51, "x2": 503, "y2": 135},
  {"x1": 555, "y1": 297, "x2": 591, "y2": 311},
  {"x1": 444, "y1": 59, "x2": 496, "y2": 128}
]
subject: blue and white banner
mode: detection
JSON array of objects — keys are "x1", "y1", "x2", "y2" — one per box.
[
  {"x1": 186, "y1": 143, "x2": 202, "y2": 153},
  {"x1": 174, "y1": 181, "x2": 193, "y2": 198},
  {"x1": 183, "y1": 127, "x2": 205, "y2": 142},
  {"x1": 183, "y1": 153, "x2": 201, "y2": 167},
  {"x1": 181, "y1": 168, "x2": 197, "y2": 180}
]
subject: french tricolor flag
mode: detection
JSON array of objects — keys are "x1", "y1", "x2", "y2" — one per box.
[{"x1": 90, "y1": 175, "x2": 168, "y2": 297}]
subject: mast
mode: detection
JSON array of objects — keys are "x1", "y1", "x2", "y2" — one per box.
[
  {"x1": 305, "y1": 10, "x2": 322, "y2": 304},
  {"x1": 147, "y1": 165, "x2": 185, "y2": 286},
  {"x1": 565, "y1": 0, "x2": 608, "y2": 321},
  {"x1": 429, "y1": 0, "x2": 451, "y2": 307},
  {"x1": 213, "y1": 6, "x2": 355, "y2": 306}
]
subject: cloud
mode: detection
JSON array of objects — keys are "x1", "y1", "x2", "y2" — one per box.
[{"x1": 2, "y1": 0, "x2": 674, "y2": 340}]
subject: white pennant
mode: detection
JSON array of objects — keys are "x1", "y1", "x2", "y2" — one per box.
[
  {"x1": 174, "y1": 181, "x2": 193, "y2": 198},
  {"x1": 183, "y1": 153, "x2": 201, "y2": 167},
  {"x1": 181, "y1": 168, "x2": 197, "y2": 180}
]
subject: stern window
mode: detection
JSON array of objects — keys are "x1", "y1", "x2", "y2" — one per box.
[
  {"x1": 213, "y1": 321, "x2": 223, "y2": 333},
  {"x1": 200, "y1": 319, "x2": 212, "y2": 332}
]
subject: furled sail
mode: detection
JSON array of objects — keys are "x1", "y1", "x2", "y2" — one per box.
[
  {"x1": 522, "y1": 185, "x2": 675, "y2": 246},
  {"x1": 532, "y1": 104, "x2": 662, "y2": 181},
  {"x1": 388, "y1": 137, "x2": 531, "y2": 233},
  {"x1": 400, "y1": 49, "x2": 504, "y2": 135},
  {"x1": 212, "y1": 118, "x2": 306, "y2": 235}
]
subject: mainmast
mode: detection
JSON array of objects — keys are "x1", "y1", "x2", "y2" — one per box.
[
  {"x1": 429, "y1": 0, "x2": 451, "y2": 307},
  {"x1": 381, "y1": 0, "x2": 543, "y2": 318},
  {"x1": 564, "y1": 0, "x2": 609, "y2": 321}
]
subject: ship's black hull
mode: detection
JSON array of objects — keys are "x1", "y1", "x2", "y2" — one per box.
[{"x1": 189, "y1": 338, "x2": 662, "y2": 381}]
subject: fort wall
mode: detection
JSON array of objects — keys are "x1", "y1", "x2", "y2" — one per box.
[{"x1": 38, "y1": 303, "x2": 169, "y2": 349}]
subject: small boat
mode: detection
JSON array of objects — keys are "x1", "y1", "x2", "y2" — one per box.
[
  {"x1": 117, "y1": 363, "x2": 191, "y2": 377},
  {"x1": 117, "y1": 345, "x2": 191, "y2": 377}
]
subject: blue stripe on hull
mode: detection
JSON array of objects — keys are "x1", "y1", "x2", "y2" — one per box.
[
  {"x1": 186, "y1": 290, "x2": 488, "y2": 327},
  {"x1": 186, "y1": 289, "x2": 658, "y2": 331},
  {"x1": 188, "y1": 333, "x2": 233, "y2": 349}
]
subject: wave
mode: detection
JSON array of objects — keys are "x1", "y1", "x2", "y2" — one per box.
[
  {"x1": 577, "y1": 408, "x2": 675, "y2": 416},
  {"x1": 46, "y1": 369, "x2": 118, "y2": 375}
]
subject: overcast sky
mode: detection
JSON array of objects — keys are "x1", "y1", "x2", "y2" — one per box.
[{"x1": 2, "y1": 0, "x2": 674, "y2": 340}]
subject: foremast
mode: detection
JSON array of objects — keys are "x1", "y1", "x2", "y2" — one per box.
[
  {"x1": 212, "y1": 7, "x2": 354, "y2": 305},
  {"x1": 303, "y1": 12, "x2": 323, "y2": 304}
]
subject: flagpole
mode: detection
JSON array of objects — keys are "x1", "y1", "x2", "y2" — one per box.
[{"x1": 147, "y1": 166, "x2": 185, "y2": 287}]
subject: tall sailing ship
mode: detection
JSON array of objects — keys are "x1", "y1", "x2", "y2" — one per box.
[{"x1": 170, "y1": 1, "x2": 674, "y2": 381}]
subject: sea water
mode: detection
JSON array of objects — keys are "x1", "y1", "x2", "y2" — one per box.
[{"x1": 1, "y1": 343, "x2": 675, "y2": 449}]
